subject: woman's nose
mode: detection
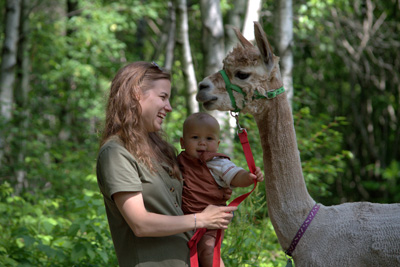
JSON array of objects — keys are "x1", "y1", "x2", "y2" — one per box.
[{"x1": 165, "y1": 101, "x2": 172, "y2": 112}]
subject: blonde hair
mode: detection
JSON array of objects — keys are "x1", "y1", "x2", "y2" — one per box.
[{"x1": 101, "y1": 61, "x2": 180, "y2": 179}]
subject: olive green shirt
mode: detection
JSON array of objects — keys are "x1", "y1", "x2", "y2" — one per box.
[{"x1": 96, "y1": 137, "x2": 191, "y2": 267}]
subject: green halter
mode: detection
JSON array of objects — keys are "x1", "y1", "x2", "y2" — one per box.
[{"x1": 218, "y1": 69, "x2": 285, "y2": 112}]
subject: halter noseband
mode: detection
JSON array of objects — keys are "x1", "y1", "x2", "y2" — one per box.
[{"x1": 218, "y1": 69, "x2": 285, "y2": 112}]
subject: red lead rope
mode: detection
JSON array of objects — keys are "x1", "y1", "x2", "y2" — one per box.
[{"x1": 188, "y1": 129, "x2": 258, "y2": 267}]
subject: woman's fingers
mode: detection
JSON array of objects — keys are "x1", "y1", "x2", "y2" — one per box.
[
  {"x1": 220, "y1": 206, "x2": 237, "y2": 213},
  {"x1": 200, "y1": 205, "x2": 237, "y2": 229}
]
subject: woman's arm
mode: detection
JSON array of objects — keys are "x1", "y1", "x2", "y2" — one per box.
[{"x1": 114, "y1": 191, "x2": 237, "y2": 237}]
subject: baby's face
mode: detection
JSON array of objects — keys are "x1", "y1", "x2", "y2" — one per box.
[{"x1": 180, "y1": 120, "x2": 220, "y2": 159}]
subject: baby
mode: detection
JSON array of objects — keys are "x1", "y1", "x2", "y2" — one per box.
[{"x1": 178, "y1": 112, "x2": 264, "y2": 267}]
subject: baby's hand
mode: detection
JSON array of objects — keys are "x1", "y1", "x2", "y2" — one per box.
[{"x1": 250, "y1": 167, "x2": 264, "y2": 182}]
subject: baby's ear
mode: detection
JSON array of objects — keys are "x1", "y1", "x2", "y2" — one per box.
[{"x1": 180, "y1": 137, "x2": 185, "y2": 149}]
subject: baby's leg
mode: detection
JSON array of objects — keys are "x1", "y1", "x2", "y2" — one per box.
[{"x1": 198, "y1": 230, "x2": 225, "y2": 267}]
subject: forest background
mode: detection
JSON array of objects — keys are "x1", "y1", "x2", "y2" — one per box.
[{"x1": 0, "y1": 0, "x2": 399, "y2": 266}]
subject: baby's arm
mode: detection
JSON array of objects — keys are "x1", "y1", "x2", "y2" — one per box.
[{"x1": 230, "y1": 166, "x2": 264, "y2": 187}]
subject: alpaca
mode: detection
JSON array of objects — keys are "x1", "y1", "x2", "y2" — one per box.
[{"x1": 196, "y1": 21, "x2": 400, "y2": 266}]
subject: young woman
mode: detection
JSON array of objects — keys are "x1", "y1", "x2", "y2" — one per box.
[{"x1": 96, "y1": 61, "x2": 237, "y2": 266}]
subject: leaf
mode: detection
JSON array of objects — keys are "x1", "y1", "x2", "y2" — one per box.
[
  {"x1": 71, "y1": 243, "x2": 86, "y2": 261},
  {"x1": 68, "y1": 223, "x2": 80, "y2": 236}
]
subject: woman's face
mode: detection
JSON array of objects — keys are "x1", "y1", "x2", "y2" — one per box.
[{"x1": 139, "y1": 79, "x2": 172, "y2": 132}]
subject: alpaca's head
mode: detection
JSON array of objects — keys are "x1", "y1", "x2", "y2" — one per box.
[{"x1": 196, "y1": 22, "x2": 284, "y2": 115}]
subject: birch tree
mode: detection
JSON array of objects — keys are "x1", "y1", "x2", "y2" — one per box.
[
  {"x1": 200, "y1": 0, "x2": 235, "y2": 154},
  {"x1": 164, "y1": 1, "x2": 176, "y2": 72},
  {"x1": 200, "y1": 0, "x2": 225, "y2": 76},
  {"x1": 174, "y1": 0, "x2": 198, "y2": 114},
  {"x1": 225, "y1": 0, "x2": 246, "y2": 54},
  {"x1": 0, "y1": 0, "x2": 21, "y2": 167},
  {"x1": 14, "y1": 0, "x2": 30, "y2": 193},
  {"x1": 276, "y1": 0, "x2": 294, "y2": 104},
  {"x1": 242, "y1": 0, "x2": 262, "y2": 42}
]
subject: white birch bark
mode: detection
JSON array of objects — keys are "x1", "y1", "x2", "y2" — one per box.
[
  {"x1": 164, "y1": 1, "x2": 176, "y2": 72},
  {"x1": 0, "y1": 0, "x2": 21, "y2": 167},
  {"x1": 15, "y1": 0, "x2": 30, "y2": 193},
  {"x1": 225, "y1": 0, "x2": 246, "y2": 54},
  {"x1": 0, "y1": 0, "x2": 21, "y2": 121},
  {"x1": 224, "y1": 0, "x2": 248, "y2": 151},
  {"x1": 200, "y1": 0, "x2": 225, "y2": 76},
  {"x1": 175, "y1": 0, "x2": 198, "y2": 114},
  {"x1": 242, "y1": 0, "x2": 262, "y2": 42},
  {"x1": 200, "y1": 0, "x2": 233, "y2": 154},
  {"x1": 276, "y1": 0, "x2": 294, "y2": 105}
]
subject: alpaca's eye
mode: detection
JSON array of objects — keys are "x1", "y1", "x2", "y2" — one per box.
[{"x1": 235, "y1": 71, "x2": 250, "y2": 80}]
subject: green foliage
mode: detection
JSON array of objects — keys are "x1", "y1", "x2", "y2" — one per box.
[
  {"x1": 0, "y1": 180, "x2": 117, "y2": 266},
  {"x1": 292, "y1": 0, "x2": 400, "y2": 203},
  {"x1": 222, "y1": 188, "x2": 286, "y2": 266},
  {"x1": 294, "y1": 107, "x2": 351, "y2": 204}
]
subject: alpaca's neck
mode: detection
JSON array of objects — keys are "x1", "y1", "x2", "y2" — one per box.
[{"x1": 253, "y1": 95, "x2": 315, "y2": 247}]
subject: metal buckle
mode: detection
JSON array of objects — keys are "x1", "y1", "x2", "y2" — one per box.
[{"x1": 230, "y1": 111, "x2": 244, "y2": 133}]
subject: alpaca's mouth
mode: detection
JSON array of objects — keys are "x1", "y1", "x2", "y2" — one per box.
[
  {"x1": 196, "y1": 92, "x2": 217, "y2": 103},
  {"x1": 202, "y1": 99, "x2": 217, "y2": 110},
  {"x1": 197, "y1": 95, "x2": 218, "y2": 109},
  {"x1": 196, "y1": 90, "x2": 218, "y2": 110}
]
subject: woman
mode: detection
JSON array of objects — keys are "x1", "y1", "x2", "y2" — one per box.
[{"x1": 96, "y1": 61, "x2": 236, "y2": 267}]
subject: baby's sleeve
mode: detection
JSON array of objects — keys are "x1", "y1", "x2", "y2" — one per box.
[{"x1": 207, "y1": 158, "x2": 244, "y2": 189}]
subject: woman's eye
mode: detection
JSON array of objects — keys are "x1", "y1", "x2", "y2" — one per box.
[{"x1": 235, "y1": 71, "x2": 250, "y2": 80}]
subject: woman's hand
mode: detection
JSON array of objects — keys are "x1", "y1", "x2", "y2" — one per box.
[{"x1": 197, "y1": 205, "x2": 237, "y2": 230}]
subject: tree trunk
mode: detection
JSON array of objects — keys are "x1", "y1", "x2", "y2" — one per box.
[
  {"x1": 14, "y1": 0, "x2": 30, "y2": 193},
  {"x1": 224, "y1": 0, "x2": 247, "y2": 154},
  {"x1": 242, "y1": 0, "x2": 262, "y2": 42},
  {"x1": 200, "y1": 0, "x2": 234, "y2": 154},
  {"x1": 0, "y1": 0, "x2": 21, "y2": 167},
  {"x1": 225, "y1": 0, "x2": 246, "y2": 54},
  {"x1": 164, "y1": 1, "x2": 176, "y2": 72},
  {"x1": 200, "y1": 0, "x2": 225, "y2": 76},
  {"x1": 276, "y1": 0, "x2": 294, "y2": 105},
  {"x1": 175, "y1": 0, "x2": 198, "y2": 114},
  {"x1": 57, "y1": 0, "x2": 78, "y2": 142}
]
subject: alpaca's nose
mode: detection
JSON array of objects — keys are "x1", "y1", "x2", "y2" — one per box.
[{"x1": 198, "y1": 82, "x2": 209, "y2": 91}]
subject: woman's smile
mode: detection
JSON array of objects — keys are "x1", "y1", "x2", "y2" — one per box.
[{"x1": 139, "y1": 79, "x2": 172, "y2": 132}]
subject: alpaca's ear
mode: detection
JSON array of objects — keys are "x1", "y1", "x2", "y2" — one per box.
[
  {"x1": 254, "y1": 21, "x2": 274, "y2": 71},
  {"x1": 233, "y1": 27, "x2": 253, "y2": 48}
]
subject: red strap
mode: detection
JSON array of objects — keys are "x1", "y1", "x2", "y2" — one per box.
[
  {"x1": 188, "y1": 228, "x2": 207, "y2": 266},
  {"x1": 189, "y1": 129, "x2": 258, "y2": 267},
  {"x1": 237, "y1": 129, "x2": 256, "y2": 174},
  {"x1": 213, "y1": 227, "x2": 222, "y2": 265}
]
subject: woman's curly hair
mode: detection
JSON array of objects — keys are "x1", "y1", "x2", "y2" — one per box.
[{"x1": 100, "y1": 61, "x2": 180, "y2": 179}]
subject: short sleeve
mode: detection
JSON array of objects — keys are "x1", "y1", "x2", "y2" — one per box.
[
  {"x1": 96, "y1": 142, "x2": 143, "y2": 200},
  {"x1": 206, "y1": 157, "x2": 244, "y2": 189}
]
